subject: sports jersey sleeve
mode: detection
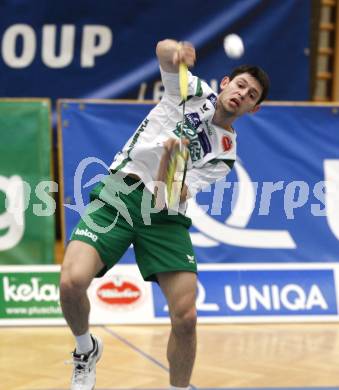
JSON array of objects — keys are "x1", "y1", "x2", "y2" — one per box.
[
  {"x1": 160, "y1": 67, "x2": 202, "y2": 98},
  {"x1": 185, "y1": 159, "x2": 234, "y2": 198}
]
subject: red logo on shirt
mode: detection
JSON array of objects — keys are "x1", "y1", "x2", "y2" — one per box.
[{"x1": 222, "y1": 135, "x2": 233, "y2": 152}]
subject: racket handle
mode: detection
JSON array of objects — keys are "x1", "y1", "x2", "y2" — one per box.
[{"x1": 179, "y1": 63, "x2": 188, "y2": 101}]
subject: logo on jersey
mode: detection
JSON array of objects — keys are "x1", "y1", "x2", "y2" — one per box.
[
  {"x1": 207, "y1": 93, "x2": 217, "y2": 108},
  {"x1": 186, "y1": 112, "x2": 202, "y2": 129},
  {"x1": 174, "y1": 111, "x2": 215, "y2": 161},
  {"x1": 222, "y1": 135, "x2": 233, "y2": 152},
  {"x1": 197, "y1": 130, "x2": 212, "y2": 155},
  {"x1": 199, "y1": 103, "x2": 210, "y2": 114},
  {"x1": 174, "y1": 116, "x2": 202, "y2": 162},
  {"x1": 204, "y1": 121, "x2": 214, "y2": 136}
]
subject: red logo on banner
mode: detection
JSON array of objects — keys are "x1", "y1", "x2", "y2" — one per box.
[
  {"x1": 96, "y1": 279, "x2": 142, "y2": 306},
  {"x1": 222, "y1": 135, "x2": 233, "y2": 152}
]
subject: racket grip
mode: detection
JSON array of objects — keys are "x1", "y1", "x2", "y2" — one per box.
[{"x1": 179, "y1": 63, "x2": 188, "y2": 100}]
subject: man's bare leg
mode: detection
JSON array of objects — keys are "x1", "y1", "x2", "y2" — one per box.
[
  {"x1": 60, "y1": 241, "x2": 104, "y2": 336},
  {"x1": 157, "y1": 271, "x2": 197, "y2": 388}
]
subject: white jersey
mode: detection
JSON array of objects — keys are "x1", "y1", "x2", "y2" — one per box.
[{"x1": 110, "y1": 67, "x2": 237, "y2": 214}]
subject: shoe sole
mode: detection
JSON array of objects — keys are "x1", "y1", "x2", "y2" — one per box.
[
  {"x1": 94, "y1": 335, "x2": 103, "y2": 363},
  {"x1": 92, "y1": 335, "x2": 103, "y2": 390}
]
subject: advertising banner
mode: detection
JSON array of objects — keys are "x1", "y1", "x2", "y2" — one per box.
[
  {"x1": 59, "y1": 101, "x2": 339, "y2": 265},
  {"x1": 153, "y1": 265, "x2": 338, "y2": 319},
  {"x1": 0, "y1": 0, "x2": 309, "y2": 101},
  {"x1": 0, "y1": 265, "x2": 62, "y2": 325},
  {"x1": 0, "y1": 100, "x2": 55, "y2": 265},
  {"x1": 1, "y1": 263, "x2": 339, "y2": 326},
  {"x1": 90, "y1": 264, "x2": 339, "y2": 323},
  {"x1": 88, "y1": 265, "x2": 154, "y2": 325}
]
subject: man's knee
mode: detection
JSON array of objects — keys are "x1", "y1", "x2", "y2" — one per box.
[
  {"x1": 171, "y1": 306, "x2": 197, "y2": 336},
  {"x1": 60, "y1": 269, "x2": 88, "y2": 297},
  {"x1": 60, "y1": 258, "x2": 92, "y2": 298},
  {"x1": 60, "y1": 241, "x2": 102, "y2": 298}
]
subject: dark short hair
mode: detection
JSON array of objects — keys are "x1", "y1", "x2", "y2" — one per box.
[{"x1": 229, "y1": 65, "x2": 270, "y2": 104}]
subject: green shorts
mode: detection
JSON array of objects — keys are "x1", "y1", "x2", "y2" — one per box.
[{"x1": 70, "y1": 172, "x2": 197, "y2": 282}]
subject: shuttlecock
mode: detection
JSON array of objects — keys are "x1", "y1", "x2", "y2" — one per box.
[{"x1": 223, "y1": 34, "x2": 244, "y2": 59}]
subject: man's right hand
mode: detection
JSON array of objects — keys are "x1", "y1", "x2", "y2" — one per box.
[{"x1": 156, "y1": 39, "x2": 196, "y2": 73}]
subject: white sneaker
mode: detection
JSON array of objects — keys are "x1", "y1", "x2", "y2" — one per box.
[{"x1": 70, "y1": 334, "x2": 103, "y2": 390}]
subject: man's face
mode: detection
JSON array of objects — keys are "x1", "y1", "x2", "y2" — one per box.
[{"x1": 218, "y1": 73, "x2": 263, "y2": 117}]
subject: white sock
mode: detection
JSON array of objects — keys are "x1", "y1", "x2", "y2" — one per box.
[
  {"x1": 75, "y1": 331, "x2": 93, "y2": 354},
  {"x1": 170, "y1": 386, "x2": 190, "y2": 390}
]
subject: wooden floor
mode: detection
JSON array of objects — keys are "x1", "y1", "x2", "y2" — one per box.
[{"x1": 1, "y1": 323, "x2": 339, "y2": 390}]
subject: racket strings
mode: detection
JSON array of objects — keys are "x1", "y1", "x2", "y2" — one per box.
[{"x1": 165, "y1": 62, "x2": 189, "y2": 209}]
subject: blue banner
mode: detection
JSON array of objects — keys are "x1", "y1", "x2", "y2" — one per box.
[
  {"x1": 59, "y1": 102, "x2": 339, "y2": 265},
  {"x1": 152, "y1": 268, "x2": 338, "y2": 317},
  {"x1": 0, "y1": 0, "x2": 309, "y2": 101}
]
